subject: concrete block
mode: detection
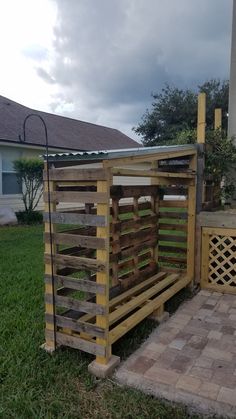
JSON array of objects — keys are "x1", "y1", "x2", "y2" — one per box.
[
  {"x1": 149, "y1": 311, "x2": 169, "y2": 324},
  {"x1": 88, "y1": 355, "x2": 120, "y2": 378},
  {"x1": 40, "y1": 342, "x2": 55, "y2": 354}
]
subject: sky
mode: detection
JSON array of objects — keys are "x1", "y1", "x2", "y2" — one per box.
[{"x1": 0, "y1": 0, "x2": 233, "y2": 141}]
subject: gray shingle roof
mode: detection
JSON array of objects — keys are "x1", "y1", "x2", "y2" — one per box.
[{"x1": 0, "y1": 95, "x2": 139, "y2": 151}]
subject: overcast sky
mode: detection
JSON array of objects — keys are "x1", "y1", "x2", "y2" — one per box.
[{"x1": 0, "y1": 0, "x2": 233, "y2": 141}]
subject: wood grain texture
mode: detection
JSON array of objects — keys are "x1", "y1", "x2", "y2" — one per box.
[
  {"x1": 44, "y1": 253, "x2": 106, "y2": 272},
  {"x1": 45, "y1": 293, "x2": 106, "y2": 315},
  {"x1": 45, "y1": 330, "x2": 106, "y2": 356},
  {"x1": 96, "y1": 177, "x2": 111, "y2": 365},
  {"x1": 109, "y1": 275, "x2": 189, "y2": 344},
  {"x1": 45, "y1": 232, "x2": 106, "y2": 249},
  {"x1": 44, "y1": 168, "x2": 106, "y2": 181},
  {"x1": 44, "y1": 212, "x2": 106, "y2": 227},
  {"x1": 109, "y1": 274, "x2": 178, "y2": 326},
  {"x1": 112, "y1": 168, "x2": 195, "y2": 178},
  {"x1": 45, "y1": 191, "x2": 107, "y2": 204},
  {"x1": 198, "y1": 212, "x2": 236, "y2": 228},
  {"x1": 45, "y1": 313, "x2": 105, "y2": 338},
  {"x1": 45, "y1": 274, "x2": 106, "y2": 295},
  {"x1": 159, "y1": 200, "x2": 188, "y2": 208},
  {"x1": 110, "y1": 185, "x2": 158, "y2": 199}
]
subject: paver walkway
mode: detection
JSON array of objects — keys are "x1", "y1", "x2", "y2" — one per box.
[{"x1": 115, "y1": 290, "x2": 236, "y2": 418}]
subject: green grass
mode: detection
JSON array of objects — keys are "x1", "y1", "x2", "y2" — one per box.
[{"x1": 0, "y1": 225, "x2": 201, "y2": 419}]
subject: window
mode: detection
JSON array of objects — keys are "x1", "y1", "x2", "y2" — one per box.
[{"x1": 1, "y1": 149, "x2": 22, "y2": 195}]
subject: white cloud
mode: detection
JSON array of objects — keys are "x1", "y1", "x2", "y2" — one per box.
[
  {"x1": 0, "y1": 0, "x2": 57, "y2": 111},
  {"x1": 0, "y1": 0, "x2": 232, "y2": 141},
  {"x1": 44, "y1": 0, "x2": 232, "y2": 139}
]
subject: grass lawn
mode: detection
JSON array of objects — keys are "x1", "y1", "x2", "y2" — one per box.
[{"x1": 0, "y1": 225, "x2": 200, "y2": 419}]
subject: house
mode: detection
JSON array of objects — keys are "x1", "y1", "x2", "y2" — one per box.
[{"x1": 0, "y1": 95, "x2": 139, "y2": 211}]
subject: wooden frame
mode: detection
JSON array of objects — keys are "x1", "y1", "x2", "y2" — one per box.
[
  {"x1": 42, "y1": 147, "x2": 197, "y2": 368},
  {"x1": 200, "y1": 219, "x2": 236, "y2": 293}
]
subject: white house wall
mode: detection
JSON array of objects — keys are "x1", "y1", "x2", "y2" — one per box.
[
  {"x1": 0, "y1": 145, "x2": 44, "y2": 211},
  {"x1": 0, "y1": 150, "x2": 163, "y2": 212}
]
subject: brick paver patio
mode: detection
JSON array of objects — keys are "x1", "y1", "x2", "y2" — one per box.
[{"x1": 115, "y1": 290, "x2": 236, "y2": 418}]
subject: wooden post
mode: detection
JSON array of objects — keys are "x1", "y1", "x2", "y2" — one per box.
[
  {"x1": 44, "y1": 164, "x2": 57, "y2": 351},
  {"x1": 187, "y1": 155, "x2": 197, "y2": 286},
  {"x1": 197, "y1": 93, "x2": 206, "y2": 144},
  {"x1": 200, "y1": 229, "x2": 210, "y2": 290},
  {"x1": 151, "y1": 161, "x2": 159, "y2": 267},
  {"x1": 150, "y1": 161, "x2": 164, "y2": 320},
  {"x1": 95, "y1": 175, "x2": 111, "y2": 365},
  {"x1": 111, "y1": 198, "x2": 120, "y2": 286},
  {"x1": 194, "y1": 215, "x2": 202, "y2": 284},
  {"x1": 215, "y1": 108, "x2": 222, "y2": 205},
  {"x1": 197, "y1": 93, "x2": 206, "y2": 207},
  {"x1": 133, "y1": 196, "x2": 140, "y2": 276},
  {"x1": 214, "y1": 108, "x2": 222, "y2": 131}
]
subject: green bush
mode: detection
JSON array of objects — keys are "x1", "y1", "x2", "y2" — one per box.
[
  {"x1": 174, "y1": 128, "x2": 236, "y2": 200},
  {"x1": 16, "y1": 210, "x2": 43, "y2": 225}
]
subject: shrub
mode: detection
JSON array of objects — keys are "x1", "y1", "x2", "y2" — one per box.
[
  {"x1": 16, "y1": 210, "x2": 43, "y2": 225},
  {"x1": 14, "y1": 158, "x2": 44, "y2": 212}
]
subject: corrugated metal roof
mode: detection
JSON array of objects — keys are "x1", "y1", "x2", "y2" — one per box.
[{"x1": 44, "y1": 144, "x2": 196, "y2": 162}]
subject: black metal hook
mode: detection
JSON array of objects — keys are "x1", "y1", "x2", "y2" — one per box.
[{"x1": 20, "y1": 113, "x2": 56, "y2": 350}]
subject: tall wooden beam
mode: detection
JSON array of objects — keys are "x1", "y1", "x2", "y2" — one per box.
[
  {"x1": 197, "y1": 93, "x2": 206, "y2": 144},
  {"x1": 214, "y1": 108, "x2": 222, "y2": 131},
  {"x1": 95, "y1": 175, "x2": 111, "y2": 365},
  {"x1": 43, "y1": 165, "x2": 57, "y2": 351},
  {"x1": 187, "y1": 155, "x2": 197, "y2": 285}
]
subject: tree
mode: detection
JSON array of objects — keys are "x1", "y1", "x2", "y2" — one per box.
[
  {"x1": 14, "y1": 158, "x2": 44, "y2": 213},
  {"x1": 205, "y1": 130, "x2": 236, "y2": 199},
  {"x1": 134, "y1": 79, "x2": 229, "y2": 146}
]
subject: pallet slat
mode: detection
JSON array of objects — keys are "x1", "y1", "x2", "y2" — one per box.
[
  {"x1": 45, "y1": 232, "x2": 106, "y2": 250},
  {"x1": 78, "y1": 271, "x2": 168, "y2": 329},
  {"x1": 45, "y1": 274, "x2": 106, "y2": 295},
  {"x1": 117, "y1": 251, "x2": 151, "y2": 271},
  {"x1": 45, "y1": 191, "x2": 107, "y2": 204},
  {"x1": 117, "y1": 226, "x2": 158, "y2": 249},
  {"x1": 116, "y1": 201, "x2": 151, "y2": 215},
  {"x1": 109, "y1": 271, "x2": 167, "y2": 307},
  {"x1": 159, "y1": 234, "x2": 187, "y2": 243},
  {"x1": 159, "y1": 212, "x2": 188, "y2": 220},
  {"x1": 118, "y1": 264, "x2": 158, "y2": 289},
  {"x1": 45, "y1": 313, "x2": 105, "y2": 338},
  {"x1": 45, "y1": 294, "x2": 106, "y2": 315},
  {"x1": 44, "y1": 168, "x2": 106, "y2": 181},
  {"x1": 58, "y1": 247, "x2": 93, "y2": 257},
  {"x1": 110, "y1": 185, "x2": 158, "y2": 199},
  {"x1": 110, "y1": 238, "x2": 157, "y2": 261},
  {"x1": 109, "y1": 274, "x2": 178, "y2": 325},
  {"x1": 112, "y1": 168, "x2": 195, "y2": 179},
  {"x1": 159, "y1": 223, "x2": 187, "y2": 232},
  {"x1": 158, "y1": 255, "x2": 187, "y2": 264},
  {"x1": 159, "y1": 200, "x2": 188, "y2": 208},
  {"x1": 112, "y1": 214, "x2": 158, "y2": 234},
  {"x1": 159, "y1": 245, "x2": 187, "y2": 254},
  {"x1": 44, "y1": 212, "x2": 106, "y2": 227},
  {"x1": 44, "y1": 253, "x2": 106, "y2": 272},
  {"x1": 109, "y1": 275, "x2": 189, "y2": 344},
  {"x1": 46, "y1": 330, "x2": 106, "y2": 356}
]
